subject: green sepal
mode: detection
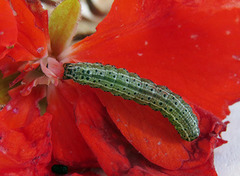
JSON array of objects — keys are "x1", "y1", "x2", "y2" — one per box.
[
  {"x1": 0, "y1": 73, "x2": 18, "y2": 106},
  {"x1": 49, "y1": 0, "x2": 81, "y2": 57}
]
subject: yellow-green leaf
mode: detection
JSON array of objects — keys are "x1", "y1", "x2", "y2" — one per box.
[
  {"x1": 0, "y1": 73, "x2": 17, "y2": 106},
  {"x1": 49, "y1": 0, "x2": 81, "y2": 57}
]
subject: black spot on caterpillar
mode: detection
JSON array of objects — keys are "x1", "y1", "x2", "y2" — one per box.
[
  {"x1": 51, "y1": 164, "x2": 68, "y2": 175},
  {"x1": 63, "y1": 62, "x2": 200, "y2": 141}
]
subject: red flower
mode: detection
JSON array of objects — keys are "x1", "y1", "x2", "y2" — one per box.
[{"x1": 0, "y1": 0, "x2": 240, "y2": 175}]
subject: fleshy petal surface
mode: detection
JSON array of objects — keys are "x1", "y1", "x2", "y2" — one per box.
[
  {"x1": 0, "y1": 0, "x2": 48, "y2": 77},
  {"x1": 94, "y1": 90, "x2": 188, "y2": 169},
  {"x1": 94, "y1": 89, "x2": 226, "y2": 170},
  {"x1": 25, "y1": 0, "x2": 49, "y2": 43},
  {"x1": 47, "y1": 82, "x2": 98, "y2": 167},
  {"x1": 69, "y1": 0, "x2": 240, "y2": 119},
  {"x1": 6, "y1": 43, "x2": 36, "y2": 62},
  {"x1": 0, "y1": 0, "x2": 18, "y2": 59},
  {"x1": 10, "y1": 0, "x2": 48, "y2": 59},
  {"x1": 0, "y1": 97, "x2": 52, "y2": 175},
  {"x1": 74, "y1": 86, "x2": 131, "y2": 175},
  {"x1": 0, "y1": 56, "x2": 24, "y2": 77},
  {"x1": 74, "y1": 86, "x2": 222, "y2": 175},
  {"x1": 0, "y1": 86, "x2": 45, "y2": 129}
]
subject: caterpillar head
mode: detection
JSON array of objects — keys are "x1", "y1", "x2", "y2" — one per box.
[{"x1": 63, "y1": 63, "x2": 74, "y2": 80}]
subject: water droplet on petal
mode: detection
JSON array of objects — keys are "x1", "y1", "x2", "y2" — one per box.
[
  {"x1": 12, "y1": 9, "x2": 17, "y2": 16},
  {"x1": 6, "y1": 105, "x2": 12, "y2": 111},
  {"x1": 225, "y1": 30, "x2": 231, "y2": 35},
  {"x1": 195, "y1": 44, "x2": 200, "y2": 49},
  {"x1": 137, "y1": 53, "x2": 143, "y2": 56},
  {"x1": 235, "y1": 17, "x2": 240, "y2": 24},
  {"x1": 190, "y1": 34, "x2": 198, "y2": 40},
  {"x1": 12, "y1": 108, "x2": 19, "y2": 114},
  {"x1": 232, "y1": 55, "x2": 240, "y2": 61},
  {"x1": 37, "y1": 47, "x2": 44, "y2": 53},
  {"x1": 0, "y1": 146, "x2": 7, "y2": 154},
  {"x1": 144, "y1": 138, "x2": 149, "y2": 143}
]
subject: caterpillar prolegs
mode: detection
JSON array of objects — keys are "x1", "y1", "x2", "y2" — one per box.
[{"x1": 63, "y1": 62, "x2": 200, "y2": 141}]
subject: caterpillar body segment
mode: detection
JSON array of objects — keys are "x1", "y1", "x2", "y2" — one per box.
[{"x1": 63, "y1": 62, "x2": 200, "y2": 141}]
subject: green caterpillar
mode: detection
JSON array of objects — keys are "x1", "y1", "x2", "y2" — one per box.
[{"x1": 63, "y1": 62, "x2": 200, "y2": 141}]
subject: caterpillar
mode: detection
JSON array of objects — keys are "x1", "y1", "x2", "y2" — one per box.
[{"x1": 63, "y1": 62, "x2": 200, "y2": 141}]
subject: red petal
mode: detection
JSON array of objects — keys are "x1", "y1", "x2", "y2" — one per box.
[
  {"x1": 0, "y1": 112, "x2": 52, "y2": 173},
  {"x1": 0, "y1": 44, "x2": 36, "y2": 80},
  {"x1": 25, "y1": 0, "x2": 49, "y2": 44},
  {"x1": 69, "y1": 0, "x2": 240, "y2": 119},
  {"x1": 0, "y1": 0, "x2": 48, "y2": 76},
  {"x1": 92, "y1": 89, "x2": 226, "y2": 171},
  {"x1": 0, "y1": 86, "x2": 45, "y2": 129},
  {"x1": 0, "y1": 0, "x2": 18, "y2": 59},
  {"x1": 74, "y1": 87, "x2": 219, "y2": 175},
  {"x1": 46, "y1": 82, "x2": 97, "y2": 167},
  {"x1": 6, "y1": 43, "x2": 35, "y2": 62},
  {"x1": 73, "y1": 87, "x2": 225, "y2": 175},
  {"x1": 74, "y1": 88, "x2": 132, "y2": 175},
  {"x1": 94, "y1": 90, "x2": 188, "y2": 169},
  {"x1": 0, "y1": 167, "x2": 49, "y2": 176},
  {"x1": 179, "y1": 105, "x2": 227, "y2": 170},
  {"x1": 70, "y1": 173, "x2": 101, "y2": 176},
  {"x1": 0, "y1": 56, "x2": 24, "y2": 77},
  {"x1": 163, "y1": 154, "x2": 217, "y2": 176},
  {"x1": 10, "y1": 0, "x2": 48, "y2": 58}
]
